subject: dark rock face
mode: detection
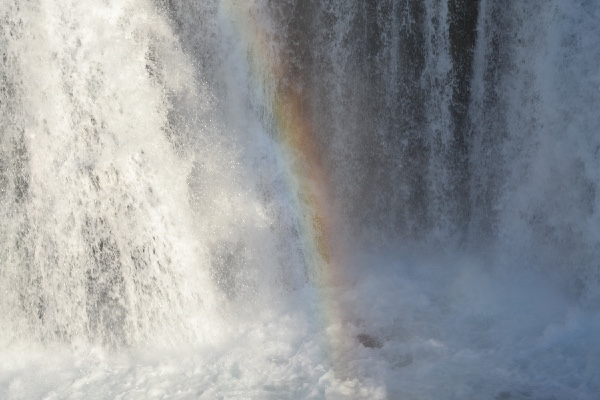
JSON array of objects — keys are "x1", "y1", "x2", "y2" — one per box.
[{"x1": 356, "y1": 333, "x2": 383, "y2": 349}]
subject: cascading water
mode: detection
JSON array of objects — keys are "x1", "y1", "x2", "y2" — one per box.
[
  {"x1": 0, "y1": 0, "x2": 220, "y2": 349},
  {"x1": 1, "y1": 1, "x2": 599, "y2": 399}
]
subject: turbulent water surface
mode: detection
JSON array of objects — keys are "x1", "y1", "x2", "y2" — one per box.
[{"x1": 1, "y1": 1, "x2": 599, "y2": 399}]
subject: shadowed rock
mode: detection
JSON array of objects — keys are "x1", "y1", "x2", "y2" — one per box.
[{"x1": 356, "y1": 333, "x2": 383, "y2": 349}]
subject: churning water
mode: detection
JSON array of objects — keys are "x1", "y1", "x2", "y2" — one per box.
[{"x1": 1, "y1": 1, "x2": 599, "y2": 399}]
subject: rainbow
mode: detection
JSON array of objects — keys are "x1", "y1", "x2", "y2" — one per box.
[{"x1": 221, "y1": 0, "x2": 350, "y2": 372}]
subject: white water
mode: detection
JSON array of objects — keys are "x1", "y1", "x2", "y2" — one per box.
[{"x1": 1, "y1": 1, "x2": 599, "y2": 399}]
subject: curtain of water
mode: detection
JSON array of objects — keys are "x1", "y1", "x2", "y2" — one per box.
[
  {"x1": 1, "y1": 0, "x2": 599, "y2": 352},
  {"x1": 266, "y1": 0, "x2": 600, "y2": 302},
  {"x1": 0, "y1": 0, "x2": 311, "y2": 349},
  {"x1": 471, "y1": 1, "x2": 600, "y2": 303},
  {"x1": 0, "y1": 0, "x2": 222, "y2": 349}
]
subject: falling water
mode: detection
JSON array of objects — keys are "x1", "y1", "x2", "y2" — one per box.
[
  {"x1": 1, "y1": 0, "x2": 599, "y2": 399},
  {"x1": 0, "y1": 0, "x2": 222, "y2": 349}
]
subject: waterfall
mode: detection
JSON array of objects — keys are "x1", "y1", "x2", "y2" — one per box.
[
  {"x1": 0, "y1": 0, "x2": 225, "y2": 348},
  {"x1": 1, "y1": 0, "x2": 599, "y2": 399},
  {"x1": 266, "y1": 0, "x2": 600, "y2": 302},
  {"x1": 471, "y1": 1, "x2": 600, "y2": 303}
]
